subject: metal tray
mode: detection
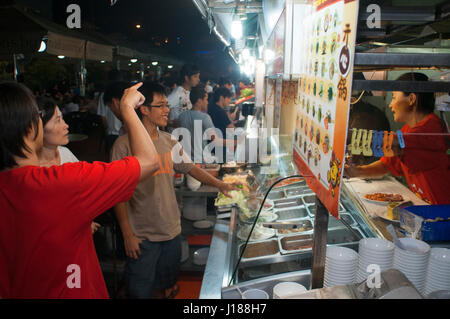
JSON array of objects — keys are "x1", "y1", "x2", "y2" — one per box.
[
  {"x1": 301, "y1": 195, "x2": 316, "y2": 205},
  {"x1": 267, "y1": 189, "x2": 286, "y2": 200},
  {"x1": 285, "y1": 186, "x2": 312, "y2": 197},
  {"x1": 275, "y1": 219, "x2": 313, "y2": 236},
  {"x1": 326, "y1": 227, "x2": 365, "y2": 245},
  {"x1": 274, "y1": 197, "x2": 302, "y2": 209},
  {"x1": 275, "y1": 207, "x2": 309, "y2": 220},
  {"x1": 328, "y1": 213, "x2": 358, "y2": 228},
  {"x1": 238, "y1": 239, "x2": 280, "y2": 261},
  {"x1": 278, "y1": 234, "x2": 314, "y2": 255}
]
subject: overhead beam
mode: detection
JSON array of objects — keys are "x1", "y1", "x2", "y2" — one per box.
[
  {"x1": 354, "y1": 53, "x2": 450, "y2": 68},
  {"x1": 352, "y1": 80, "x2": 450, "y2": 92}
]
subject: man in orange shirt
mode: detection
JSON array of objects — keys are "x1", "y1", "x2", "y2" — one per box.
[{"x1": 345, "y1": 73, "x2": 449, "y2": 205}]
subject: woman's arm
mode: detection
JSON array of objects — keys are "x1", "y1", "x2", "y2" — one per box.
[
  {"x1": 345, "y1": 160, "x2": 389, "y2": 178},
  {"x1": 119, "y1": 83, "x2": 159, "y2": 180}
]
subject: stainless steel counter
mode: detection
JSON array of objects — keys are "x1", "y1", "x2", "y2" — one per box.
[{"x1": 199, "y1": 220, "x2": 231, "y2": 299}]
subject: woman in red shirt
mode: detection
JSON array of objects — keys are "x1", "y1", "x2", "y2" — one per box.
[
  {"x1": 0, "y1": 82, "x2": 160, "y2": 299},
  {"x1": 345, "y1": 73, "x2": 450, "y2": 205}
]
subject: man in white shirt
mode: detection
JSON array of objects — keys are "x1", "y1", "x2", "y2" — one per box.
[
  {"x1": 98, "y1": 82, "x2": 129, "y2": 156},
  {"x1": 167, "y1": 64, "x2": 200, "y2": 130}
]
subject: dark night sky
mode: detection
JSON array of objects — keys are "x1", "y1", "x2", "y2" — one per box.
[{"x1": 47, "y1": 0, "x2": 239, "y2": 81}]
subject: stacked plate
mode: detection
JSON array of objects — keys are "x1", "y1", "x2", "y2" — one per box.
[
  {"x1": 324, "y1": 246, "x2": 358, "y2": 288},
  {"x1": 393, "y1": 238, "x2": 430, "y2": 294},
  {"x1": 357, "y1": 238, "x2": 395, "y2": 283},
  {"x1": 424, "y1": 248, "x2": 450, "y2": 295}
]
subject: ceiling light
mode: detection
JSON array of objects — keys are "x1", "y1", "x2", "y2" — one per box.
[
  {"x1": 38, "y1": 41, "x2": 46, "y2": 53},
  {"x1": 168, "y1": 65, "x2": 174, "y2": 69},
  {"x1": 100, "y1": 60, "x2": 106, "y2": 63},
  {"x1": 57, "y1": 55, "x2": 65, "y2": 59},
  {"x1": 152, "y1": 61, "x2": 158, "y2": 66},
  {"x1": 130, "y1": 58, "x2": 138, "y2": 63},
  {"x1": 231, "y1": 17, "x2": 243, "y2": 39}
]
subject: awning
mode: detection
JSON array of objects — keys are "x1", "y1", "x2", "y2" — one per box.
[
  {"x1": 86, "y1": 41, "x2": 114, "y2": 62},
  {"x1": 46, "y1": 31, "x2": 85, "y2": 59},
  {"x1": 0, "y1": 5, "x2": 114, "y2": 61}
]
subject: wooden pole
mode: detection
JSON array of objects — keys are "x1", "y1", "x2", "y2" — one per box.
[{"x1": 310, "y1": 196, "x2": 329, "y2": 289}]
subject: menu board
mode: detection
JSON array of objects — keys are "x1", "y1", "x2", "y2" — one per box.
[{"x1": 293, "y1": 0, "x2": 359, "y2": 218}]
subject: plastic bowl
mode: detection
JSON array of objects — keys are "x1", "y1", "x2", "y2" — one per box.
[
  {"x1": 273, "y1": 282, "x2": 307, "y2": 299},
  {"x1": 326, "y1": 246, "x2": 358, "y2": 262},
  {"x1": 359, "y1": 238, "x2": 395, "y2": 252},
  {"x1": 397, "y1": 238, "x2": 430, "y2": 254},
  {"x1": 241, "y1": 289, "x2": 269, "y2": 299},
  {"x1": 193, "y1": 247, "x2": 210, "y2": 266}
]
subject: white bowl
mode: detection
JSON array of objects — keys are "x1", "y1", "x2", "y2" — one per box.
[
  {"x1": 430, "y1": 248, "x2": 450, "y2": 265},
  {"x1": 326, "y1": 246, "x2": 358, "y2": 262},
  {"x1": 241, "y1": 289, "x2": 269, "y2": 299},
  {"x1": 427, "y1": 263, "x2": 450, "y2": 273},
  {"x1": 193, "y1": 220, "x2": 214, "y2": 229},
  {"x1": 326, "y1": 258, "x2": 359, "y2": 267},
  {"x1": 359, "y1": 256, "x2": 394, "y2": 264},
  {"x1": 193, "y1": 247, "x2": 210, "y2": 266},
  {"x1": 273, "y1": 282, "x2": 307, "y2": 299},
  {"x1": 397, "y1": 238, "x2": 430, "y2": 254},
  {"x1": 359, "y1": 238, "x2": 395, "y2": 252}
]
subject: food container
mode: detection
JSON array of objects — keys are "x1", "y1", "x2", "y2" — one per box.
[
  {"x1": 400, "y1": 205, "x2": 450, "y2": 242},
  {"x1": 275, "y1": 219, "x2": 313, "y2": 236},
  {"x1": 239, "y1": 239, "x2": 280, "y2": 260},
  {"x1": 278, "y1": 234, "x2": 314, "y2": 255},
  {"x1": 302, "y1": 195, "x2": 316, "y2": 205},
  {"x1": 274, "y1": 197, "x2": 302, "y2": 209},
  {"x1": 267, "y1": 189, "x2": 286, "y2": 200},
  {"x1": 202, "y1": 164, "x2": 220, "y2": 178},
  {"x1": 221, "y1": 162, "x2": 246, "y2": 174},
  {"x1": 275, "y1": 207, "x2": 309, "y2": 220}
]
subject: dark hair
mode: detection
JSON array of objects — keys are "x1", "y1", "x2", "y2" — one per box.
[
  {"x1": 190, "y1": 85, "x2": 207, "y2": 106},
  {"x1": 0, "y1": 82, "x2": 40, "y2": 170},
  {"x1": 103, "y1": 81, "x2": 130, "y2": 105},
  {"x1": 139, "y1": 81, "x2": 166, "y2": 105},
  {"x1": 36, "y1": 96, "x2": 57, "y2": 126},
  {"x1": 219, "y1": 77, "x2": 232, "y2": 86},
  {"x1": 179, "y1": 64, "x2": 200, "y2": 85},
  {"x1": 396, "y1": 72, "x2": 435, "y2": 114},
  {"x1": 213, "y1": 87, "x2": 232, "y2": 103},
  {"x1": 136, "y1": 82, "x2": 166, "y2": 119}
]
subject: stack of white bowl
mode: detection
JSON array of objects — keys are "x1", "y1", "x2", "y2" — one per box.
[
  {"x1": 424, "y1": 248, "x2": 450, "y2": 295},
  {"x1": 357, "y1": 238, "x2": 395, "y2": 283},
  {"x1": 393, "y1": 238, "x2": 430, "y2": 294},
  {"x1": 324, "y1": 246, "x2": 358, "y2": 288}
]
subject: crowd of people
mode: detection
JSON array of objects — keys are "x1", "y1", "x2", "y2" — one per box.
[{"x1": 0, "y1": 63, "x2": 254, "y2": 299}]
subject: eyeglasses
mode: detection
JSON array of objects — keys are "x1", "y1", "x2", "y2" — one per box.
[{"x1": 149, "y1": 103, "x2": 169, "y2": 109}]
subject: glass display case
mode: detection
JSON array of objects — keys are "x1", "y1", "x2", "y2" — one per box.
[{"x1": 199, "y1": 128, "x2": 380, "y2": 298}]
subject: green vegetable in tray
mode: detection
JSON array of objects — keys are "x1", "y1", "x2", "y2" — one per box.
[{"x1": 214, "y1": 190, "x2": 247, "y2": 207}]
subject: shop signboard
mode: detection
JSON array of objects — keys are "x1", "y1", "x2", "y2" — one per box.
[{"x1": 292, "y1": 0, "x2": 359, "y2": 218}]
